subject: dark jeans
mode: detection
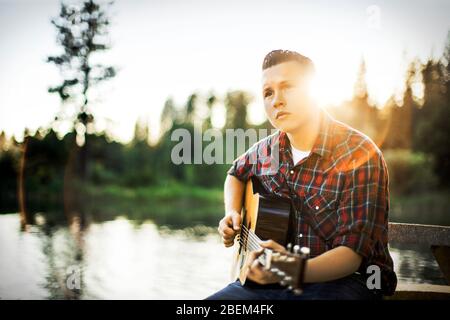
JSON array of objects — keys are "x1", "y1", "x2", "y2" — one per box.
[{"x1": 206, "y1": 273, "x2": 382, "y2": 300}]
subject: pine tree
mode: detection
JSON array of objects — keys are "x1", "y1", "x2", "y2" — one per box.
[{"x1": 47, "y1": 0, "x2": 116, "y2": 178}]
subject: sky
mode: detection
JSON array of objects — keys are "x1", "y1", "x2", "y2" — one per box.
[{"x1": 0, "y1": 0, "x2": 449, "y2": 143}]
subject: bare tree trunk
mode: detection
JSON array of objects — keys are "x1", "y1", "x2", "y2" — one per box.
[{"x1": 18, "y1": 137, "x2": 33, "y2": 230}]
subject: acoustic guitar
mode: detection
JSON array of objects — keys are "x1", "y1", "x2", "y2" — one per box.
[{"x1": 231, "y1": 176, "x2": 310, "y2": 294}]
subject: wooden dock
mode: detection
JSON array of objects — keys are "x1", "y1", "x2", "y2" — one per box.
[{"x1": 386, "y1": 222, "x2": 450, "y2": 300}]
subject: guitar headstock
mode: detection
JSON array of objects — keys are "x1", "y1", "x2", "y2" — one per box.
[{"x1": 263, "y1": 244, "x2": 310, "y2": 295}]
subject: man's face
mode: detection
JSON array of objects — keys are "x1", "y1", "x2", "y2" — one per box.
[{"x1": 262, "y1": 60, "x2": 316, "y2": 133}]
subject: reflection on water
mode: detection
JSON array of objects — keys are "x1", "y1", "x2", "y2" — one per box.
[
  {"x1": 389, "y1": 242, "x2": 447, "y2": 286},
  {"x1": 0, "y1": 213, "x2": 447, "y2": 299},
  {"x1": 0, "y1": 213, "x2": 233, "y2": 299}
]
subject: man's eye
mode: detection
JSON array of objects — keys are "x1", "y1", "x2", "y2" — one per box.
[{"x1": 264, "y1": 90, "x2": 273, "y2": 98}]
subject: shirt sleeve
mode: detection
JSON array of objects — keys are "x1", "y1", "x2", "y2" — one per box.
[
  {"x1": 226, "y1": 143, "x2": 258, "y2": 182},
  {"x1": 332, "y1": 148, "x2": 390, "y2": 267}
]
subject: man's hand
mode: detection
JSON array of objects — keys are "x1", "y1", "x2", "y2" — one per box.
[
  {"x1": 245, "y1": 240, "x2": 287, "y2": 285},
  {"x1": 218, "y1": 211, "x2": 241, "y2": 247}
]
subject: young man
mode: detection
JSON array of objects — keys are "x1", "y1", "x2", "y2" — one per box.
[{"x1": 207, "y1": 49, "x2": 397, "y2": 300}]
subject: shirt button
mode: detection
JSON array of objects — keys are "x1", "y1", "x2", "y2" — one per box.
[
  {"x1": 289, "y1": 170, "x2": 294, "y2": 174},
  {"x1": 298, "y1": 233, "x2": 303, "y2": 238},
  {"x1": 315, "y1": 205, "x2": 319, "y2": 210}
]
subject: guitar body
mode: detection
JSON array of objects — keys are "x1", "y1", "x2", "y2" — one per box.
[{"x1": 232, "y1": 176, "x2": 292, "y2": 284}]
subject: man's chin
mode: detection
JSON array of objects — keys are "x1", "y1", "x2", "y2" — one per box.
[
  {"x1": 276, "y1": 123, "x2": 302, "y2": 134},
  {"x1": 270, "y1": 117, "x2": 304, "y2": 134}
]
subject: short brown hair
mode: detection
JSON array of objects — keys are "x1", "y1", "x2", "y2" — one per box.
[{"x1": 262, "y1": 49, "x2": 315, "y2": 75}]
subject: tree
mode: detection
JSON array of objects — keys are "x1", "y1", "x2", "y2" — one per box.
[
  {"x1": 160, "y1": 97, "x2": 177, "y2": 135},
  {"x1": 413, "y1": 33, "x2": 450, "y2": 187},
  {"x1": 47, "y1": 0, "x2": 116, "y2": 178},
  {"x1": 204, "y1": 91, "x2": 217, "y2": 130},
  {"x1": 184, "y1": 93, "x2": 198, "y2": 125},
  {"x1": 349, "y1": 59, "x2": 380, "y2": 140},
  {"x1": 224, "y1": 90, "x2": 252, "y2": 130},
  {"x1": 384, "y1": 61, "x2": 419, "y2": 149}
]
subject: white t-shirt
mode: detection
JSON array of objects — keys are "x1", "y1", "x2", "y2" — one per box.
[{"x1": 291, "y1": 145, "x2": 311, "y2": 165}]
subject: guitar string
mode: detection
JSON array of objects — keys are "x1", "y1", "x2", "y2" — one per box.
[
  {"x1": 238, "y1": 230, "x2": 260, "y2": 251},
  {"x1": 241, "y1": 224, "x2": 265, "y2": 247},
  {"x1": 238, "y1": 237, "x2": 259, "y2": 252},
  {"x1": 238, "y1": 226, "x2": 280, "y2": 266},
  {"x1": 239, "y1": 225, "x2": 261, "y2": 248},
  {"x1": 240, "y1": 226, "x2": 267, "y2": 252},
  {"x1": 239, "y1": 226, "x2": 289, "y2": 261},
  {"x1": 238, "y1": 235, "x2": 259, "y2": 251},
  {"x1": 238, "y1": 236, "x2": 268, "y2": 265},
  {"x1": 238, "y1": 238, "x2": 266, "y2": 265},
  {"x1": 238, "y1": 226, "x2": 263, "y2": 251},
  {"x1": 227, "y1": 218, "x2": 272, "y2": 253},
  {"x1": 240, "y1": 224, "x2": 260, "y2": 242},
  {"x1": 240, "y1": 230, "x2": 260, "y2": 248}
]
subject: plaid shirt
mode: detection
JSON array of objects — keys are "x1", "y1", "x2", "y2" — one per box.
[{"x1": 227, "y1": 109, "x2": 397, "y2": 295}]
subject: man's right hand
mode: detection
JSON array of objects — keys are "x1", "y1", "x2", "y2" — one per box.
[{"x1": 218, "y1": 211, "x2": 242, "y2": 247}]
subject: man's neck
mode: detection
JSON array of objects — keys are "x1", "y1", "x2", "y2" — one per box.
[{"x1": 286, "y1": 109, "x2": 321, "y2": 152}]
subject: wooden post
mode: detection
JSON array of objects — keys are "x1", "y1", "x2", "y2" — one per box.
[
  {"x1": 431, "y1": 246, "x2": 450, "y2": 285},
  {"x1": 18, "y1": 137, "x2": 33, "y2": 229}
]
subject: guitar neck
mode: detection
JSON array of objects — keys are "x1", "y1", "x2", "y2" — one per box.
[{"x1": 256, "y1": 248, "x2": 272, "y2": 267}]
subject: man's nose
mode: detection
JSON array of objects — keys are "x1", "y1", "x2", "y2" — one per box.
[{"x1": 272, "y1": 91, "x2": 286, "y2": 109}]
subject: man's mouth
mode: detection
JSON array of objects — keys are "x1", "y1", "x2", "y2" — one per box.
[{"x1": 276, "y1": 111, "x2": 290, "y2": 119}]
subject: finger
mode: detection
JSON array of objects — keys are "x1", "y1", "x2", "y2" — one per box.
[
  {"x1": 221, "y1": 227, "x2": 236, "y2": 237},
  {"x1": 231, "y1": 213, "x2": 241, "y2": 231},
  {"x1": 223, "y1": 215, "x2": 233, "y2": 227},
  {"x1": 248, "y1": 260, "x2": 277, "y2": 278},
  {"x1": 219, "y1": 216, "x2": 231, "y2": 231},
  {"x1": 260, "y1": 239, "x2": 286, "y2": 252},
  {"x1": 218, "y1": 220, "x2": 235, "y2": 238},
  {"x1": 255, "y1": 269, "x2": 279, "y2": 284},
  {"x1": 247, "y1": 259, "x2": 260, "y2": 275},
  {"x1": 245, "y1": 248, "x2": 263, "y2": 269},
  {"x1": 250, "y1": 248, "x2": 264, "y2": 260},
  {"x1": 247, "y1": 260, "x2": 265, "y2": 280},
  {"x1": 250, "y1": 258, "x2": 261, "y2": 270},
  {"x1": 223, "y1": 236, "x2": 235, "y2": 243},
  {"x1": 219, "y1": 217, "x2": 230, "y2": 230},
  {"x1": 222, "y1": 236, "x2": 234, "y2": 244},
  {"x1": 221, "y1": 233, "x2": 236, "y2": 243},
  {"x1": 224, "y1": 241, "x2": 234, "y2": 248}
]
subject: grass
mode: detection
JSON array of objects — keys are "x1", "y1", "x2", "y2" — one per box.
[
  {"x1": 390, "y1": 190, "x2": 450, "y2": 226},
  {"x1": 81, "y1": 182, "x2": 225, "y2": 228}
]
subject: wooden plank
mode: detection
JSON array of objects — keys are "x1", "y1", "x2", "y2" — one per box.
[
  {"x1": 386, "y1": 284, "x2": 450, "y2": 300},
  {"x1": 388, "y1": 222, "x2": 450, "y2": 246}
]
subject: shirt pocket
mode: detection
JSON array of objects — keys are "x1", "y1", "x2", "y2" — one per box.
[
  {"x1": 254, "y1": 156, "x2": 284, "y2": 195},
  {"x1": 303, "y1": 191, "x2": 338, "y2": 241},
  {"x1": 255, "y1": 174, "x2": 284, "y2": 196}
]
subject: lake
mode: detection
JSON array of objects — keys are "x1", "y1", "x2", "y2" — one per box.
[{"x1": 0, "y1": 213, "x2": 446, "y2": 299}]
